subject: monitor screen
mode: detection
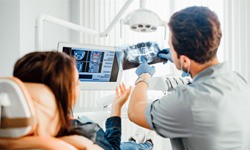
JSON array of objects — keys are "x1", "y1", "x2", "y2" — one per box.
[{"x1": 57, "y1": 42, "x2": 122, "y2": 90}]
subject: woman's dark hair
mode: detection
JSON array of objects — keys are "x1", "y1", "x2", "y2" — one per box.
[
  {"x1": 13, "y1": 51, "x2": 76, "y2": 136},
  {"x1": 168, "y1": 6, "x2": 222, "y2": 64}
]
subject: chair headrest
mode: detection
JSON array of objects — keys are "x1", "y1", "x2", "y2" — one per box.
[{"x1": 0, "y1": 77, "x2": 60, "y2": 138}]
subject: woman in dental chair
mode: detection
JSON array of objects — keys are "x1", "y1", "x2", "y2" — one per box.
[{"x1": 12, "y1": 51, "x2": 154, "y2": 150}]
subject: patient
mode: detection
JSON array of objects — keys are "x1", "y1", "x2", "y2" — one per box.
[{"x1": 13, "y1": 51, "x2": 154, "y2": 150}]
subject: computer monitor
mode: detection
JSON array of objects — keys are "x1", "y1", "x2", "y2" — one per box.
[{"x1": 57, "y1": 42, "x2": 123, "y2": 90}]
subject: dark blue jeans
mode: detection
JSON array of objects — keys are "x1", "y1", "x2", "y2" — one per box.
[
  {"x1": 70, "y1": 116, "x2": 153, "y2": 150},
  {"x1": 70, "y1": 116, "x2": 121, "y2": 150},
  {"x1": 120, "y1": 141, "x2": 153, "y2": 150}
]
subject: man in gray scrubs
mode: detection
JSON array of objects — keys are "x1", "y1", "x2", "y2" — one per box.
[{"x1": 128, "y1": 6, "x2": 250, "y2": 150}]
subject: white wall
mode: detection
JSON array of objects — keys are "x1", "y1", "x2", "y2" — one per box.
[
  {"x1": 0, "y1": 0, "x2": 20, "y2": 76},
  {"x1": 223, "y1": 0, "x2": 250, "y2": 83},
  {"x1": 0, "y1": 0, "x2": 70, "y2": 76},
  {"x1": 69, "y1": 0, "x2": 81, "y2": 43},
  {"x1": 20, "y1": 0, "x2": 70, "y2": 54}
]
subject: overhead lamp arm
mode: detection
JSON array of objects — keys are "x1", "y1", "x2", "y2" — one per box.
[
  {"x1": 140, "y1": 0, "x2": 146, "y2": 9},
  {"x1": 35, "y1": 0, "x2": 135, "y2": 51},
  {"x1": 100, "y1": 0, "x2": 134, "y2": 37}
]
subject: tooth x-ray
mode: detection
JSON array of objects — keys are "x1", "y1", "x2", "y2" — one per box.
[
  {"x1": 120, "y1": 42, "x2": 165, "y2": 70},
  {"x1": 89, "y1": 51, "x2": 103, "y2": 73},
  {"x1": 73, "y1": 50, "x2": 86, "y2": 60},
  {"x1": 73, "y1": 50, "x2": 86, "y2": 72}
]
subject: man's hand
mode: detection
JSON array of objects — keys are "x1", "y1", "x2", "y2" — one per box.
[
  {"x1": 157, "y1": 48, "x2": 173, "y2": 63},
  {"x1": 135, "y1": 57, "x2": 155, "y2": 76}
]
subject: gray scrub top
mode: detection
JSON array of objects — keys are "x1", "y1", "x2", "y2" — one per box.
[{"x1": 146, "y1": 62, "x2": 250, "y2": 150}]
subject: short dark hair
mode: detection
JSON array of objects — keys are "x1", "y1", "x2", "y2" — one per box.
[
  {"x1": 13, "y1": 51, "x2": 76, "y2": 136},
  {"x1": 168, "y1": 6, "x2": 222, "y2": 64}
]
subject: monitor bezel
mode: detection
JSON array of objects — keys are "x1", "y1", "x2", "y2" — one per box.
[{"x1": 57, "y1": 42, "x2": 123, "y2": 90}]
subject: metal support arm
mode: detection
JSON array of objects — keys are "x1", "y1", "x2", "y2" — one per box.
[{"x1": 35, "y1": 0, "x2": 134, "y2": 51}]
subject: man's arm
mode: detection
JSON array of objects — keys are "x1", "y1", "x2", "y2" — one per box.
[{"x1": 128, "y1": 73, "x2": 152, "y2": 129}]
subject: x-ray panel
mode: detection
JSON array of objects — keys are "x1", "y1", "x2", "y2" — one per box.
[{"x1": 119, "y1": 42, "x2": 165, "y2": 70}]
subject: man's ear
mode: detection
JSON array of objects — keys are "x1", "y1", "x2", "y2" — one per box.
[{"x1": 180, "y1": 55, "x2": 191, "y2": 69}]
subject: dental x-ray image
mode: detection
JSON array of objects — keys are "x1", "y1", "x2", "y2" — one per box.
[
  {"x1": 72, "y1": 50, "x2": 88, "y2": 72},
  {"x1": 73, "y1": 50, "x2": 86, "y2": 60},
  {"x1": 119, "y1": 41, "x2": 166, "y2": 70},
  {"x1": 89, "y1": 51, "x2": 103, "y2": 73}
]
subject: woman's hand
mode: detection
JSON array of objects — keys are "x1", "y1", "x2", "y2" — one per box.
[{"x1": 111, "y1": 82, "x2": 131, "y2": 117}]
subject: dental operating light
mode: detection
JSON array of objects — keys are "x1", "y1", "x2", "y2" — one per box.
[
  {"x1": 121, "y1": 0, "x2": 167, "y2": 33},
  {"x1": 35, "y1": 0, "x2": 166, "y2": 50}
]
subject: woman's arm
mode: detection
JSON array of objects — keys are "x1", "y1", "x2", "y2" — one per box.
[
  {"x1": 0, "y1": 136, "x2": 77, "y2": 150},
  {"x1": 104, "y1": 83, "x2": 131, "y2": 150},
  {"x1": 60, "y1": 135, "x2": 103, "y2": 150}
]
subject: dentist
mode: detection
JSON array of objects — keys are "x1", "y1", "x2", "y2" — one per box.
[{"x1": 128, "y1": 6, "x2": 250, "y2": 150}]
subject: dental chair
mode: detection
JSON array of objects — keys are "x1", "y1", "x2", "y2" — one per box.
[{"x1": 0, "y1": 77, "x2": 102, "y2": 150}]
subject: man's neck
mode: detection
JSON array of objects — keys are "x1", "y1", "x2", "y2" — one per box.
[{"x1": 190, "y1": 57, "x2": 219, "y2": 78}]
